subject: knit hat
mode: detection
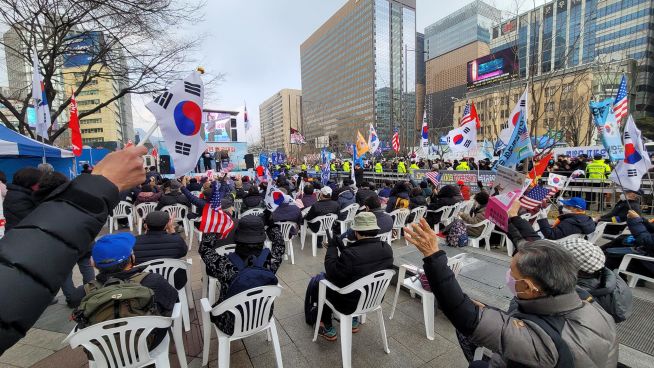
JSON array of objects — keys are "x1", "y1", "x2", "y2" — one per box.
[{"x1": 558, "y1": 238, "x2": 605, "y2": 273}]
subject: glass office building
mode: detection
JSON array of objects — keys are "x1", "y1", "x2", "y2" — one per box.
[
  {"x1": 491, "y1": 0, "x2": 654, "y2": 116},
  {"x1": 300, "y1": 0, "x2": 416, "y2": 148}
]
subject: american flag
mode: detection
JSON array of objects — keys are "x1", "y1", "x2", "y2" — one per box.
[
  {"x1": 425, "y1": 171, "x2": 440, "y2": 187},
  {"x1": 519, "y1": 185, "x2": 557, "y2": 210},
  {"x1": 613, "y1": 75, "x2": 628, "y2": 123},
  {"x1": 392, "y1": 127, "x2": 400, "y2": 152},
  {"x1": 460, "y1": 101, "x2": 480, "y2": 129},
  {"x1": 200, "y1": 181, "x2": 234, "y2": 238}
]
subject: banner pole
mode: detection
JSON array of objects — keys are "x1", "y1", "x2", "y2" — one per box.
[{"x1": 137, "y1": 122, "x2": 159, "y2": 147}]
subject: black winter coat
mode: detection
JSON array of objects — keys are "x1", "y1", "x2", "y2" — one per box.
[
  {"x1": 134, "y1": 231, "x2": 188, "y2": 263},
  {"x1": 537, "y1": 213, "x2": 596, "y2": 240},
  {"x1": 3, "y1": 184, "x2": 37, "y2": 231},
  {"x1": 425, "y1": 185, "x2": 463, "y2": 227},
  {"x1": 0, "y1": 174, "x2": 118, "y2": 354},
  {"x1": 577, "y1": 268, "x2": 633, "y2": 323},
  {"x1": 599, "y1": 200, "x2": 641, "y2": 223},
  {"x1": 242, "y1": 193, "x2": 264, "y2": 210},
  {"x1": 305, "y1": 199, "x2": 340, "y2": 232},
  {"x1": 324, "y1": 237, "x2": 394, "y2": 314},
  {"x1": 355, "y1": 188, "x2": 376, "y2": 206},
  {"x1": 155, "y1": 191, "x2": 190, "y2": 210}
]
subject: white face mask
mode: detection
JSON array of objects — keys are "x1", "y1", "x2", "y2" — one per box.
[{"x1": 561, "y1": 207, "x2": 573, "y2": 214}]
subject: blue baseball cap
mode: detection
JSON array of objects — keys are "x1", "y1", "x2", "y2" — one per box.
[
  {"x1": 92, "y1": 233, "x2": 136, "y2": 268},
  {"x1": 560, "y1": 197, "x2": 587, "y2": 210}
]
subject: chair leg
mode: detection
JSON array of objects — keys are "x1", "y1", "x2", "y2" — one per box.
[
  {"x1": 128, "y1": 216, "x2": 134, "y2": 232},
  {"x1": 171, "y1": 317, "x2": 188, "y2": 368},
  {"x1": 201, "y1": 312, "x2": 211, "y2": 366},
  {"x1": 389, "y1": 266, "x2": 406, "y2": 320},
  {"x1": 184, "y1": 283, "x2": 195, "y2": 310},
  {"x1": 217, "y1": 337, "x2": 231, "y2": 368},
  {"x1": 288, "y1": 240, "x2": 295, "y2": 265},
  {"x1": 179, "y1": 289, "x2": 191, "y2": 332},
  {"x1": 138, "y1": 218, "x2": 143, "y2": 235},
  {"x1": 311, "y1": 234, "x2": 317, "y2": 257},
  {"x1": 301, "y1": 224, "x2": 306, "y2": 249},
  {"x1": 269, "y1": 320, "x2": 284, "y2": 368},
  {"x1": 377, "y1": 309, "x2": 390, "y2": 354},
  {"x1": 312, "y1": 286, "x2": 326, "y2": 342},
  {"x1": 422, "y1": 293, "x2": 435, "y2": 340},
  {"x1": 339, "y1": 315, "x2": 353, "y2": 368}
]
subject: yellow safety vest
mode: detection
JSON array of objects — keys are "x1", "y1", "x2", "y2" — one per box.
[
  {"x1": 409, "y1": 164, "x2": 419, "y2": 174},
  {"x1": 301, "y1": 164, "x2": 307, "y2": 171},
  {"x1": 456, "y1": 162, "x2": 470, "y2": 171},
  {"x1": 586, "y1": 160, "x2": 610, "y2": 179},
  {"x1": 314, "y1": 165, "x2": 320, "y2": 172},
  {"x1": 330, "y1": 163, "x2": 336, "y2": 171},
  {"x1": 343, "y1": 162, "x2": 350, "y2": 172},
  {"x1": 397, "y1": 162, "x2": 407, "y2": 173},
  {"x1": 375, "y1": 163, "x2": 383, "y2": 173}
]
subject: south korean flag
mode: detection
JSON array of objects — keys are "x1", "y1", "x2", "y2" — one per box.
[{"x1": 147, "y1": 71, "x2": 206, "y2": 175}]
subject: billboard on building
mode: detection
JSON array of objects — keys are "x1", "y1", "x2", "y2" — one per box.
[
  {"x1": 63, "y1": 32, "x2": 103, "y2": 68},
  {"x1": 467, "y1": 48, "x2": 519, "y2": 89}
]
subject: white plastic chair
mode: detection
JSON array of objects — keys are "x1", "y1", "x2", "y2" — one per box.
[
  {"x1": 64, "y1": 303, "x2": 185, "y2": 368},
  {"x1": 337, "y1": 204, "x2": 359, "y2": 235},
  {"x1": 389, "y1": 254, "x2": 466, "y2": 340},
  {"x1": 617, "y1": 253, "x2": 654, "y2": 287},
  {"x1": 161, "y1": 204, "x2": 189, "y2": 237},
  {"x1": 461, "y1": 200, "x2": 475, "y2": 215},
  {"x1": 300, "y1": 206, "x2": 311, "y2": 249},
  {"x1": 140, "y1": 259, "x2": 193, "y2": 332},
  {"x1": 305, "y1": 214, "x2": 338, "y2": 257},
  {"x1": 467, "y1": 220, "x2": 495, "y2": 250},
  {"x1": 426, "y1": 205, "x2": 456, "y2": 233},
  {"x1": 189, "y1": 218, "x2": 203, "y2": 246},
  {"x1": 312, "y1": 270, "x2": 395, "y2": 368},
  {"x1": 492, "y1": 229, "x2": 515, "y2": 256},
  {"x1": 379, "y1": 231, "x2": 392, "y2": 244},
  {"x1": 389, "y1": 208, "x2": 410, "y2": 241},
  {"x1": 200, "y1": 286, "x2": 284, "y2": 367},
  {"x1": 405, "y1": 206, "x2": 427, "y2": 246},
  {"x1": 135, "y1": 202, "x2": 157, "y2": 235},
  {"x1": 275, "y1": 221, "x2": 297, "y2": 264},
  {"x1": 108, "y1": 201, "x2": 134, "y2": 233},
  {"x1": 241, "y1": 208, "x2": 264, "y2": 217},
  {"x1": 233, "y1": 199, "x2": 243, "y2": 217},
  {"x1": 586, "y1": 222, "x2": 627, "y2": 244}
]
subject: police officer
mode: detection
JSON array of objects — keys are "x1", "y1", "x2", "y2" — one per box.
[
  {"x1": 585, "y1": 154, "x2": 611, "y2": 179},
  {"x1": 397, "y1": 159, "x2": 407, "y2": 174},
  {"x1": 374, "y1": 161, "x2": 383, "y2": 173},
  {"x1": 330, "y1": 161, "x2": 336, "y2": 172},
  {"x1": 301, "y1": 163, "x2": 307, "y2": 171},
  {"x1": 409, "y1": 161, "x2": 419, "y2": 175},
  {"x1": 342, "y1": 160, "x2": 351, "y2": 173},
  {"x1": 455, "y1": 160, "x2": 470, "y2": 171}
]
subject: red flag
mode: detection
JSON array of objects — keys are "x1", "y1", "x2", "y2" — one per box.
[
  {"x1": 125, "y1": 139, "x2": 134, "y2": 148},
  {"x1": 151, "y1": 147, "x2": 158, "y2": 158},
  {"x1": 529, "y1": 152, "x2": 553, "y2": 184},
  {"x1": 68, "y1": 90, "x2": 82, "y2": 156}
]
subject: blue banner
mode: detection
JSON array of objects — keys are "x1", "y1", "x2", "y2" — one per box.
[
  {"x1": 259, "y1": 153, "x2": 267, "y2": 166},
  {"x1": 493, "y1": 111, "x2": 534, "y2": 170},
  {"x1": 590, "y1": 99, "x2": 625, "y2": 161},
  {"x1": 321, "y1": 166, "x2": 330, "y2": 185}
]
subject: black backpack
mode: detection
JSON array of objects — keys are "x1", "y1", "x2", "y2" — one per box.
[
  {"x1": 304, "y1": 272, "x2": 325, "y2": 325},
  {"x1": 225, "y1": 248, "x2": 278, "y2": 299}
]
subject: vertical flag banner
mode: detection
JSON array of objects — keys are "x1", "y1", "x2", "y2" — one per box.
[
  {"x1": 494, "y1": 111, "x2": 534, "y2": 169},
  {"x1": 498, "y1": 88, "x2": 529, "y2": 148},
  {"x1": 460, "y1": 101, "x2": 480, "y2": 129},
  {"x1": 32, "y1": 50, "x2": 51, "y2": 139},
  {"x1": 68, "y1": 90, "x2": 82, "y2": 156},
  {"x1": 392, "y1": 127, "x2": 400, "y2": 152},
  {"x1": 147, "y1": 71, "x2": 206, "y2": 175},
  {"x1": 368, "y1": 124, "x2": 380, "y2": 155},
  {"x1": 609, "y1": 115, "x2": 652, "y2": 191},
  {"x1": 482, "y1": 139, "x2": 494, "y2": 160},
  {"x1": 421, "y1": 110, "x2": 429, "y2": 156},
  {"x1": 355, "y1": 130, "x2": 369, "y2": 157},
  {"x1": 590, "y1": 98, "x2": 625, "y2": 161},
  {"x1": 446, "y1": 121, "x2": 477, "y2": 153},
  {"x1": 613, "y1": 75, "x2": 628, "y2": 124}
]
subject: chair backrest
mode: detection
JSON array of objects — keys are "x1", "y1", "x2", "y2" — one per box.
[
  {"x1": 462, "y1": 200, "x2": 475, "y2": 214},
  {"x1": 275, "y1": 221, "x2": 297, "y2": 242},
  {"x1": 434, "y1": 204, "x2": 456, "y2": 221},
  {"x1": 308, "y1": 214, "x2": 338, "y2": 235},
  {"x1": 66, "y1": 315, "x2": 172, "y2": 368},
  {"x1": 216, "y1": 244, "x2": 237, "y2": 256},
  {"x1": 242, "y1": 208, "x2": 264, "y2": 217},
  {"x1": 234, "y1": 199, "x2": 243, "y2": 214},
  {"x1": 389, "y1": 208, "x2": 410, "y2": 228},
  {"x1": 301, "y1": 207, "x2": 311, "y2": 218},
  {"x1": 339, "y1": 270, "x2": 395, "y2": 315},
  {"x1": 135, "y1": 202, "x2": 157, "y2": 219},
  {"x1": 586, "y1": 222, "x2": 609, "y2": 244},
  {"x1": 447, "y1": 253, "x2": 467, "y2": 277},
  {"x1": 210, "y1": 285, "x2": 282, "y2": 338},
  {"x1": 477, "y1": 220, "x2": 495, "y2": 238},
  {"x1": 113, "y1": 201, "x2": 133, "y2": 217},
  {"x1": 379, "y1": 231, "x2": 392, "y2": 243},
  {"x1": 140, "y1": 258, "x2": 190, "y2": 286},
  {"x1": 340, "y1": 204, "x2": 359, "y2": 222},
  {"x1": 161, "y1": 204, "x2": 187, "y2": 221},
  {"x1": 409, "y1": 206, "x2": 427, "y2": 224}
]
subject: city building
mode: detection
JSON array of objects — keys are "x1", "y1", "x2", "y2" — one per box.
[
  {"x1": 301, "y1": 0, "x2": 416, "y2": 151},
  {"x1": 490, "y1": 0, "x2": 653, "y2": 116},
  {"x1": 259, "y1": 89, "x2": 302, "y2": 155},
  {"x1": 415, "y1": 32, "x2": 426, "y2": 126},
  {"x1": 423, "y1": 1, "x2": 500, "y2": 137}
]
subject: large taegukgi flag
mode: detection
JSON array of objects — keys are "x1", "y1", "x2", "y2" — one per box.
[
  {"x1": 147, "y1": 71, "x2": 206, "y2": 175},
  {"x1": 609, "y1": 115, "x2": 652, "y2": 191}
]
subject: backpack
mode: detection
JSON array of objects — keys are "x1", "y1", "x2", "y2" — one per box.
[
  {"x1": 445, "y1": 219, "x2": 469, "y2": 247},
  {"x1": 395, "y1": 197, "x2": 410, "y2": 209},
  {"x1": 304, "y1": 272, "x2": 326, "y2": 325},
  {"x1": 72, "y1": 272, "x2": 156, "y2": 329},
  {"x1": 225, "y1": 248, "x2": 278, "y2": 299}
]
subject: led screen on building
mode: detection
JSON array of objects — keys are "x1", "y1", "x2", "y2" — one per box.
[{"x1": 467, "y1": 48, "x2": 519, "y2": 89}]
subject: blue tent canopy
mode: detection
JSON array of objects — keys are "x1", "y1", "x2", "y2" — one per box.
[{"x1": 0, "y1": 124, "x2": 73, "y2": 158}]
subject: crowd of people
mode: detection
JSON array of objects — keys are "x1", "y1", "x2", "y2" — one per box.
[{"x1": 0, "y1": 146, "x2": 652, "y2": 367}]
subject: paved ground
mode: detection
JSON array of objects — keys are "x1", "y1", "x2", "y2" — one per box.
[{"x1": 2, "y1": 226, "x2": 653, "y2": 368}]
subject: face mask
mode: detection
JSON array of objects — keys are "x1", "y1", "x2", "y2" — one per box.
[
  {"x1": 505, "y1": 269, "x2": 518, "y2": 296},
  {"x1": 561, "y1": 207, "x2": 573, "y2": 214},
  {"x1": 619, "y1": 194, "x2": 626, "y2": 201}
]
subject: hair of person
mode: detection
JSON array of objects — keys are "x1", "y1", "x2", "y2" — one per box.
[
  {"x1": 12, "y1": 167, "x2": 42, "y2": 189},
  {"x1": 149, "y1": 166, "x2": 157, "y2": 171},
  {"x1": 303, "y1": 184, "x2": 314, "y2": 195},
  {"x1": 384, "y1": 180, "x2": 392, "y2": 186},
  {"x1": 190, "y1": 178, "x2": 197, "y2": 184},
  {"x1": 410, "y1": 187, "x2": 422, "y2": 197},
  {"x1": 147, "y1": 223, "x2": 166, "y2": 232},
  {"x1": 359, "y1": 181, "x2": 370, "y2": 188},
  {"x1": 33, "y1": 172, "x2": 69, "y2": 201},
  {"x1": 0, "y1": 170, "x2": 6, "y2": 184},
  {"x1": 343, "y1": 178, "x2": 354, "y2": 186},
  {"x1": 419, "y1": 181, "x2": 427, "y2": 188},
  {"x1": 141, "y1": 184, "x2": 153, "y2": 192},
  {"x1": 98, "y1": 257, "x2": 132, "y2": 274},
  {"x1": 516, "y1": 241, "x2": 579, "y2": 296},
  {"x1": 356, "y1": 229, "x2": 379, "y2": 237},
  {"x1": 248, "y1": 186, "x2": 259, "y2": 195},
  {"x1": 363, "y1": 194, "x2": 381, "y2": 210}
]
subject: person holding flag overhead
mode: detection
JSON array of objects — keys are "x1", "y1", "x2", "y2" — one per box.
[{"x1": 144, "y1": 69, "x2": 206, "y2": 175}]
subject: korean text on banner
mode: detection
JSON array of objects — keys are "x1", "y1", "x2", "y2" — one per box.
[
  {"x1": 495, "y1": 165, "x2": 527, "y2": 196},
  {"x1": 485, "y1": 191, "x2": 521, "y2": 232},
  {"x1": 590, "y1": 98, "x2": 625, "y2": 161}
]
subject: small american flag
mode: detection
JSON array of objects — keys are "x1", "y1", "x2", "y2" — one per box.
[
  {"x1": 200, "y1": 181, "x2": 234, "y2": 238},
  {"x1": 460, "y1": 101, "x2": 480, "y2": 129},
  {"x1": 613, "y1": 75, "x2": 628, "y2": 123},
  {"x1": 425, "y1": 171, "x2": 440, "y2": 187},
  {"x1": 519, "y1": 185, "x2": 557, "y2": 210},
  {"x1": 392, "y1": 127, "x2": 400, "y2": 152}
]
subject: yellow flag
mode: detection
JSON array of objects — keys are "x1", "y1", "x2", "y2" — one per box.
[{"x1": 356, "y1": 130, "x2": 369, "y2": 157}]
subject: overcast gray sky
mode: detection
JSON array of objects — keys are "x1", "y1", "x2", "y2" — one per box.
[{"x1": 130, "y1": 0, "x2": 548, "y2": 141}]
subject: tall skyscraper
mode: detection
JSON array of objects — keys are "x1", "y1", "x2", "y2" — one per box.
[
  {"x1": 259, "y1": 89, "x2": 302, "y2": 155},
  {"x1": 490, "y1": 0, "x2": 654, "y2": 116},
  {"x1": 301, "y1": 0, "x2": 416, "y2": 150},
  {"x1": 423, "y1": 1, "x2": 500, "y2": 136}
]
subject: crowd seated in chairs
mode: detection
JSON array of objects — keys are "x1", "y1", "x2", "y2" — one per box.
[{"x1": 536, "y1": 197, "x2": 596, "y2": 240}]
